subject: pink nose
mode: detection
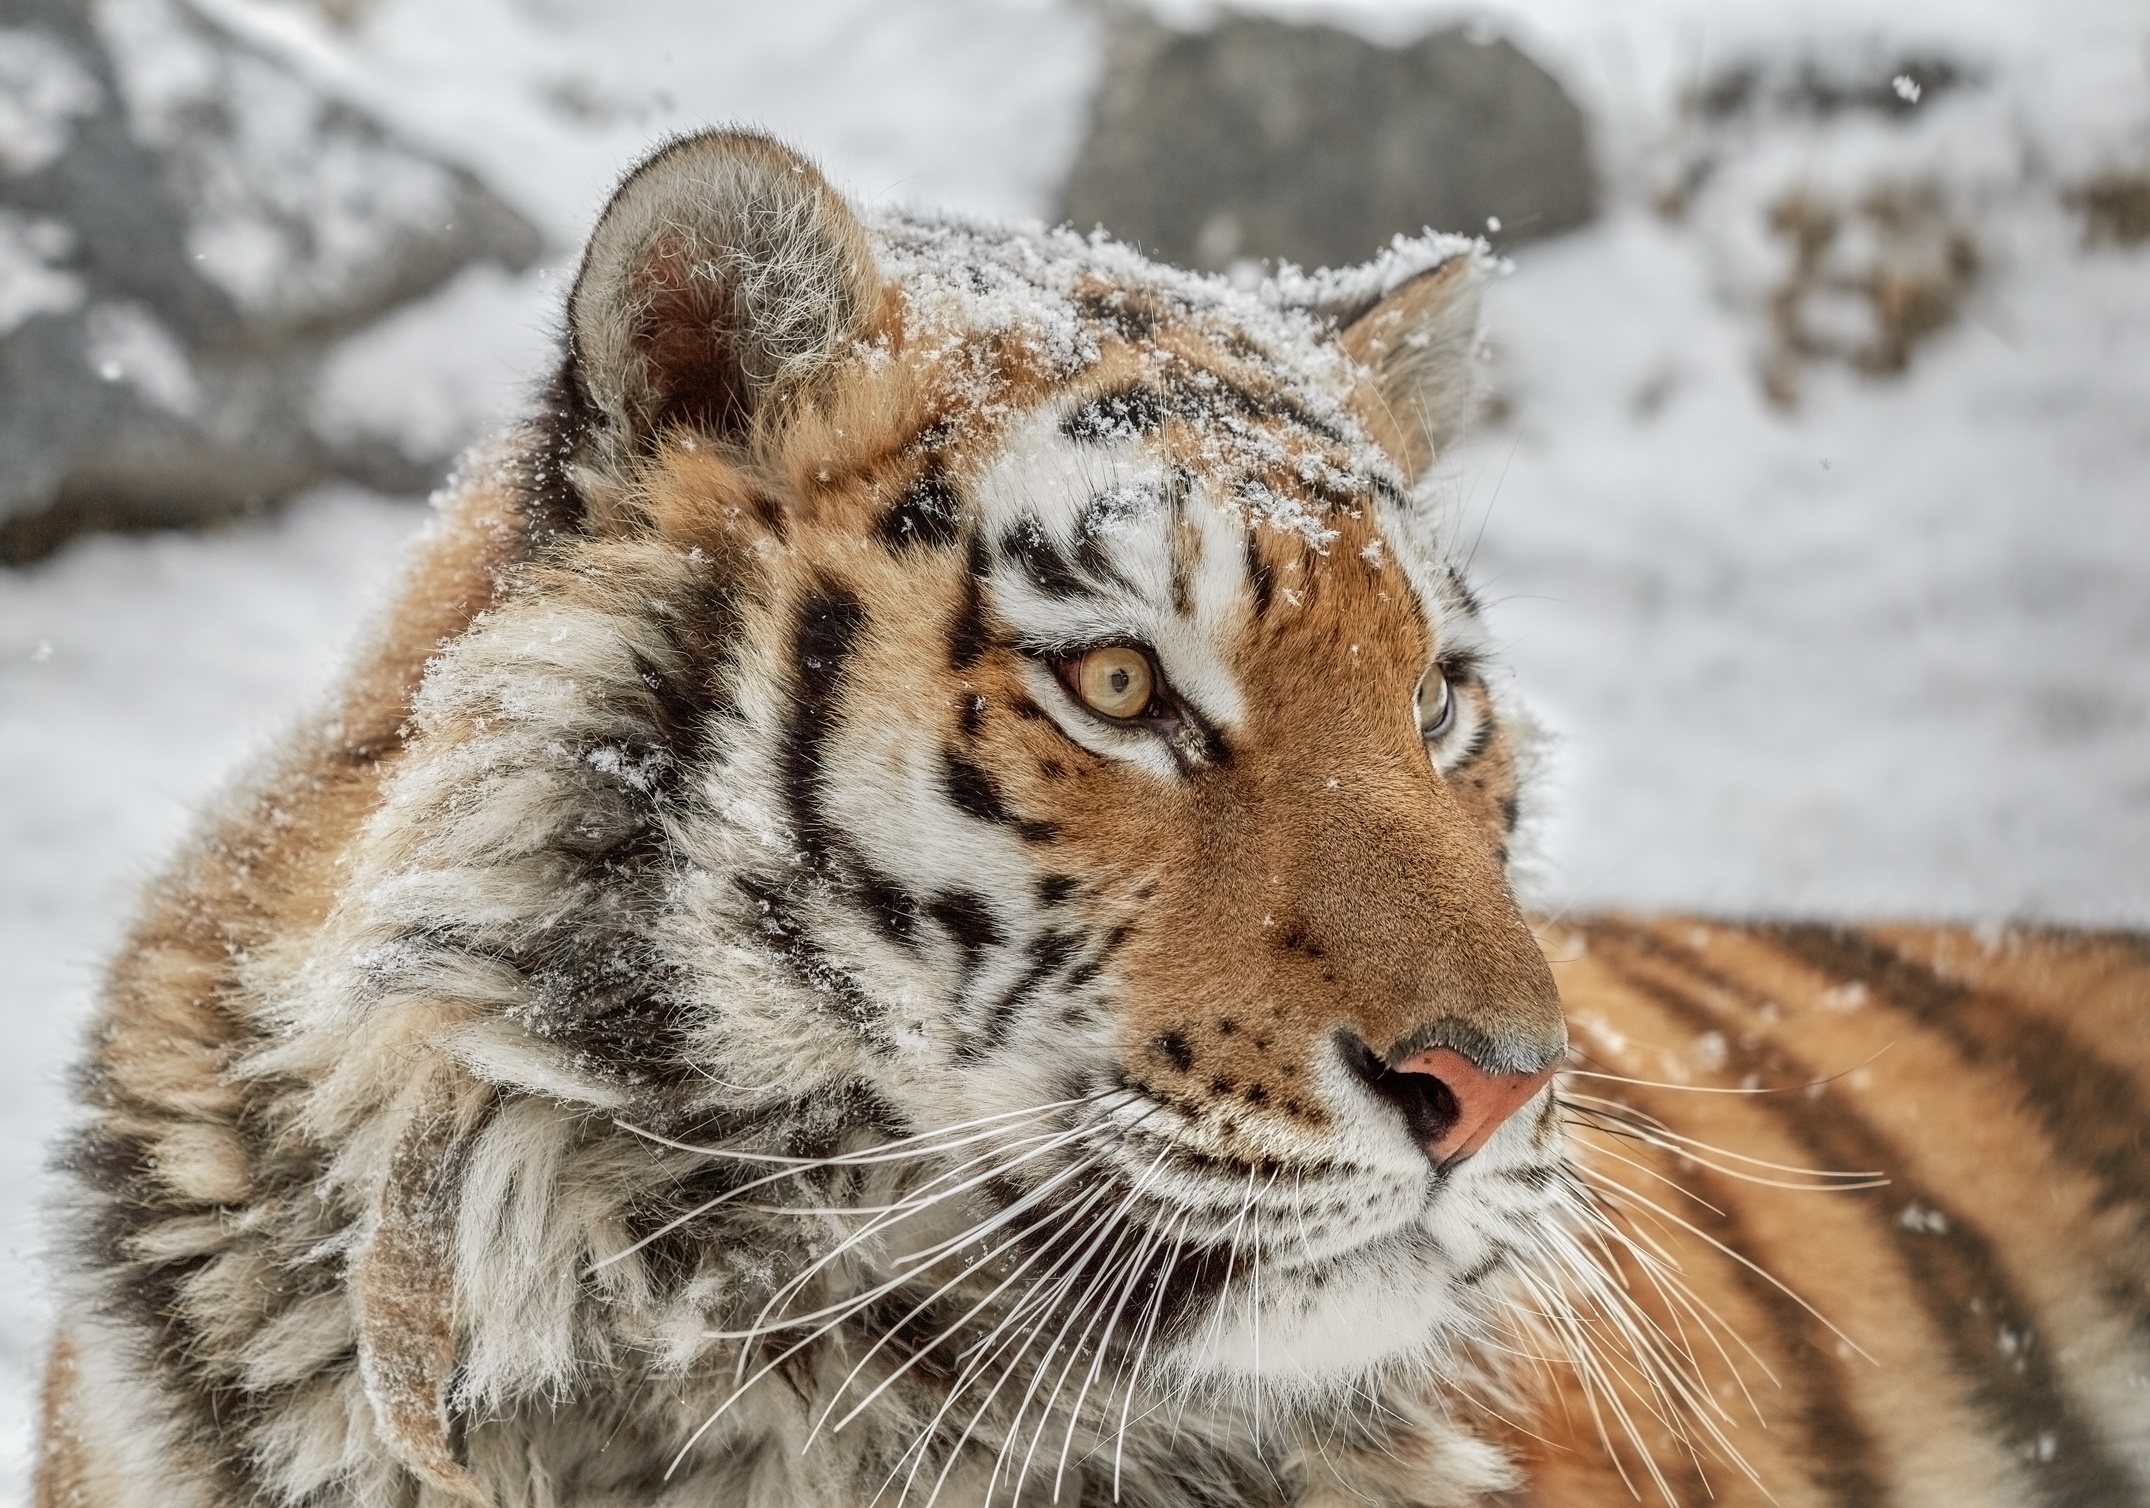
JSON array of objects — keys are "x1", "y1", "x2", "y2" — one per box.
[{"x1": 1393, "y1": 1047, "x2": 1558, "y2": 1161}]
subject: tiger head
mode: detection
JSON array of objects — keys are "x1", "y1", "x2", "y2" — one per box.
[{"x1": 366, "y1": 129, "x2": 1572, "y2": 1471}]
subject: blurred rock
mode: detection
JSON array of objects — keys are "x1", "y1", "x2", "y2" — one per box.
[
  {"x1": 1661, "y1": 49, "x2": 1994, "y2": 406},
  {"x1": 1691, "y1": 54, "x2": 1964, "y2": 124},
  {"x1": 2068, "y1": 170, "x2": 2150, "y2": 248},
  {"x1": 0, "y1": 0, "x2": 540, "y2": 562},
  {"x1": 1058, "y1": 10, "x2": 1595, "y2": 274},
  {"x1": 1762, "y1": 182, "x2": 1979, "y2": 407}
]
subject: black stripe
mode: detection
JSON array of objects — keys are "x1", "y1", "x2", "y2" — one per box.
[
  {"x1": 878, "y1": 463, "x2": 964, "y2": 552},
  {"x1": 1595, "y1": 922, "x2": 2143, "y2": 1508},
  {"x1": 1442, "y1": 564, "x2": 1487, "y2": 619},
  {"x1": 961, "y1": 929, "x2": 1081, "y2": 1062},
  {"x1": 942, "y1": 750, "x2": 1012, "y2": 825},
  {"x1": 1166, "y1": 471, "x2": 1196, "y2": 617},
  {"x1": 858, "y1": 871, "x2": 923, "y2": 949},
  {"x1": 782, "y1": 583, "x2": 866, "y2": 866},
  {"x1": 1243, "y1": 532, "x2": 1275, "y2": 618},
  {"x1": 1063, "y1": 385, "x2": 1170, "y2": 443},
  {"x1": 636, "y1": 567, "x2": 745, "y2": 739},
  {"x1": 1063, "y1": 920, "x2": 1133, "y2": 991},
  {"x1": 1074, "y1": 286, "x2": 1165, "y2": 341},
  {"x1": 941, "y1": 750, "x2": 1058, "y2": 843},
  {"x1": 1002, "y1": 517, "x2": 1100, "y2": 600},
  {"x1": 927, "y1": 892, "x2": 1002, "y2": 958},
  {"x1": 1074, "y1": 516, "x2": 1138, "y2": 596},
  {"x1": 62, "y1": 1126, "x2": 265, "y2": 1490},
  {"x1": 508, "y1": 887, "x2": 695, "y2": 1081},
  {"x1": 1162, "y1": 370, "x2": 1349, "y2": 446},
  {"x1": 479, "y1": 601, "x2": 737, "y2": 1081},
  {"x1": 1762, "y1": 925, "x2": 2150, "y2": 1226},
  {"x1": 733, "y1": 872, "x2": 884, "y2": 1028},
  {"x1": 949, "y1": 559, "x2": 990, "y2": 671},
  {"x1": 524, "y1": 360, "x2": 592, "y2": 539}
]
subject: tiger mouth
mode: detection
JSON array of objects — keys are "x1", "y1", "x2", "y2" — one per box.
[
  {"x1": 821, "y1": 1109, "x2": 1546, "y2": 1415},
  {"x1": 853, "y1": 1080, "x2": 1544, "y2": 1307}
]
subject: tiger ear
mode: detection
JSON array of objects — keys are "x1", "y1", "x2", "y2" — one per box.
[
  {"x1": 565, "y1": 129, "x2": 879, "y2": 467},
  {"x1": 1329, "y1": 253, "x2": 1488, "y2": 482}
]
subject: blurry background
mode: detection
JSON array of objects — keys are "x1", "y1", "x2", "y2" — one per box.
[{"x1": 1, "y1": 0, "x2": 2146, "y2": 1485}]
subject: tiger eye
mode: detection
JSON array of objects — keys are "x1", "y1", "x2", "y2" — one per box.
[
  {"x1": 1075, "y1": 646, "x2": 1155, "y2": 719},
  {"x1": 1418, "y1": 664, "x2": 1455, "y2": 739}
]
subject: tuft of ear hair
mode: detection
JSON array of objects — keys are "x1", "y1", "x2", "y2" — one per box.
[
  {"x1": 1331, "y1": 253, "x2": 1488, "y2": 482},
  {"x1": 565, "y1": 129, "x2": 879, "y2": 469}
]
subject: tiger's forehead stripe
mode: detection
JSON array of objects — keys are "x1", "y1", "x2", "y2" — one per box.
[
  {"x1": 843, "y1": 277, "x2": 1467, "y2": 772},
  {"x1": 967, "y1": 404, "x2": 1257, "y2": 735},
  {"x1": 874, "y1": 207, "x2": 1410, "y2": 548}
]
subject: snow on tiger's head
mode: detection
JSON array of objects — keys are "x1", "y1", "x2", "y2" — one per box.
[{"x1": 400, "y1": 130, "x2": 1570, "y2": 1394}]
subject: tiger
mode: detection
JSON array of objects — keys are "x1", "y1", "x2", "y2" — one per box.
[{"x1": 33, "y1": 128, "x2": 2150, "y2": 1508}]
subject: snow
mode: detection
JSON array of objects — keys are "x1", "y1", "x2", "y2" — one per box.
[
  {"x1": 0, "y1": 26, "x2": 102, "y2": 178},
  {"x1": 1459, "y1": 201, "x2": 2150, "y2": 921},
  {"x1": 2, "y1": 0, "x2": 2147, "y2": 1488},
  {"x1": 0, "y1": 212, "x2": 83, "y2": 337},
  {"x1": 81, "y1": 301, "x2": 201, "y2": 414},
  {"x1": 309, "y1": 262, "x2": 559, "y2": 458},
  {"x1": 96, "y1": 0, "x2": 494, "y2": 324},
  {"x1": 872, "y1": 208, "x2": 1429, "y2": 545}
]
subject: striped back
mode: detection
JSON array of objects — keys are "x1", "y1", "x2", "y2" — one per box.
[{"x1": 1522, "y1": 919, "x2": 2150, "y2": 1507}]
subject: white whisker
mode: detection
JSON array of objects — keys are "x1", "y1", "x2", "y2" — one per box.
[
  {"x1": 722, "y1": 1122, "x2": 1110, "y2": 1351},
  {"x1": 663, "y1": 1148, "x2": 1116, "y2": 1480},
  {"x1": 1575, "y1": 1166, "x2": 1873, "y2": 1364},
  {"x1": 618, "y1": 1093, "x2": 1119, "y2": 1167},
  {"x1": 1004, "y1": 1153, "x2": 1174, "y2": 1502},
  {"x1": 599, "y1": 1121, "x2": 1079, "y2": 1276},
  {"x1": 816, "y1": 1172, "x2": 1131, "y2": 1446},
  {"x1": 1051, "y1": 1210, "x2": 1170, "y2": 1502},
  {"x1": 912, "y1": 1198, "x2": 1141, "y2": 1508},
  {"x1": 1113, "y1": 1205, "x2": 1194, "y2": 1501},
  {"x1": 1561, "y1": 1094, "x2": 1886, "y2": 1185}
]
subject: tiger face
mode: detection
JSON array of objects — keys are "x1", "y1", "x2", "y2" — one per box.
[
  {"x1": 243, "y1": 131, "x2": 1582, "y2": 1506},
  {"x1": 510, "y1": 132, "x2": 1572, "y2": 1411}
]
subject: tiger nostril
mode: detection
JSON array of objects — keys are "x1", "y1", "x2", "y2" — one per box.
[
  {"x1": 1338, "y1": 1031, "x2": 1557, "y2": 1166},
  {"x1": 1338, "y1": 1033, "x2": 1463, "y2": 1154}
]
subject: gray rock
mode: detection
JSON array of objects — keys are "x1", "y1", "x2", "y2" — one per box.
[
  {"x1": 0, "y1": 0, "x2": 540, "y2": 562},
  {"x1": 1059, "y1": 11, "x2": 1595, "y2": 274}
]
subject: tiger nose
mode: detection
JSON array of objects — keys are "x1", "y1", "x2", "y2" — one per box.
[{"x1": 1342, "y1": 1036, "x2": 1559, "y2": 1165}]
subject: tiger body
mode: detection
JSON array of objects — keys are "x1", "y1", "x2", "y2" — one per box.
[
  {"x1": 34, "y1": 132, "x2": 2150, "y2": 1508},
  {"x1": 1521, "y1": 918, "x2": 2150, "y2": 1508}
]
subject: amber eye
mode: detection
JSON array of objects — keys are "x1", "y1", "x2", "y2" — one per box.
[
  {"x1": 1073, "y1": 646, "x2": 1156, "y2": 719},
  {"x1": 1418, "y1": 665, "x2": 1455, "y2": 740}
]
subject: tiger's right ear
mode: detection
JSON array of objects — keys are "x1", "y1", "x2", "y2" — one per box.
[
  {"x1": 1333, "y1": 253, "x2": 1486, "y2": 483},
  {"x1": 565, "y1": 130, "x2": 879, "y2": 469}
]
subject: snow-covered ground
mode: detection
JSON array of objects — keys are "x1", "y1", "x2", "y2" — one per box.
[{"x1": 2, "y1": 0, "x2": 2146, "y2": 1487}]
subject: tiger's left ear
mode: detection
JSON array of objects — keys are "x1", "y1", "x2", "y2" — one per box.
[
  {"x1": 565, "y1": 129, "x2": 880, "y2": 473},
  {"x1": 1327, "y1": 253, "x2": 1488, "y2": 482}
]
